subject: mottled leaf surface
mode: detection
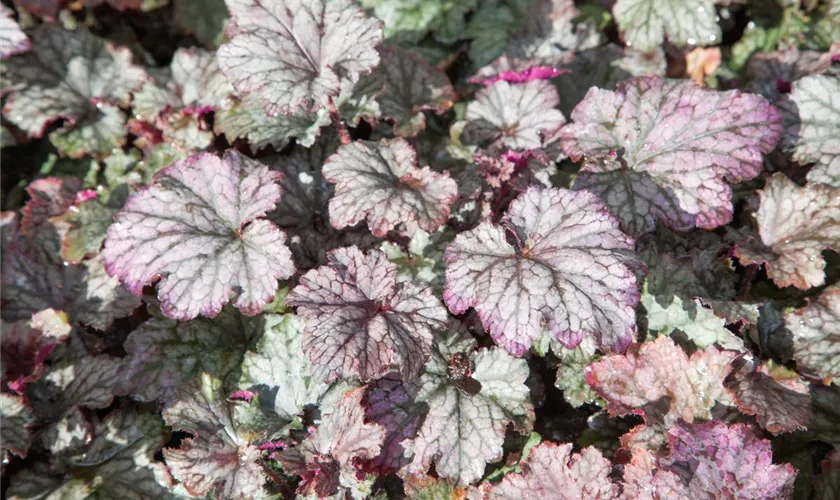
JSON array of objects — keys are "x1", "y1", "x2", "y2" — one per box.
[
  {"x1": 401, "y1": 327, "x2": 534, "y2": 485},
  {"x1": 278, "y1": 387, "x2": 385, "y2": 498},
  {"x1": 613, "y1": 0, "x2": 720, "y2": 52},
  {"x1": 735, "y1": 173, "x2": 840, "y2": 289},
  {"x1": 585, "y1": 336, "x2": 737, "y2": 426},
  {"x1": 217, "y1": 0, "x2": 382, "y2": 115},
  {"x1": 360, "y1": 373, "x2": 425, "y2": 473},
  {"x1": 322, "y1": 138, "x2": 458, "y2": 236},
  {"x1": 163, "y1": 374, "x2": 266, "y2": 499},
  {"x1": 2, "y1": 24, "x2": 145, "y2": 157},
  {"x1": 102, "y1": 150, "x2": 295, "y2": 320},
  {"x1": 444, "y1": 186, "x2": 639, "y2": 356},
  {"x1": 0, "y1": 394, "x2": 33, "y2": 458},
  {"x1": 286, "y1": 246, "x2": 447, "y2": 382},
  {"x1": 661, "y1": 422, "x2": 797, "y2": 498},
  {"x1": 463, "y1": 80, "x2": 565, "y2": 150},
  {"x1": 779, "y1": 75, "x2": 840, "y2": 186},
  {"x1": 561, "y1": 76, "x2": 782, "y2": 235},
  {"x1": 785, "y1": 288, "x2": 840, "y2": 382},
  {"x1": 1, "y1": 5, "x2": 29, "y2": 59}
]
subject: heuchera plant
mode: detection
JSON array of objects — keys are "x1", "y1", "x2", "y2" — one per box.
[{"x1": 2, "y1": 0, "x2": 840, "y2": 498}]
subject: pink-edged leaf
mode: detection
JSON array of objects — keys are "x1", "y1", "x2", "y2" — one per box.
[
  {"x1": 463, "y1": 80, "x2": 566, "y2": 150},
  {"x1": 613, "y1": 0, "x2": 720, "y2": 52},
  {"x1": 1, "y1": 310, "x2": 69, "y2": 393},
  {"x1": 285, "y1": 246, "x2": 447, "y2": 382},
  {"x1": 469, "y1": 66, "x2": 564, "y2": 86},
  {"x1": 734, "y1": 173, "x2": 840, "y2": 290},
  {"x1": 485, "y1": 442, "x2": 619, "y2": 499},
  {"x1": 443, "y1": 186, "x2": 639, "y2": 356},
  {"x1": 0, "y1": 5, "x2": 29, "y2": 59},
  {"x1": 778, "y1": 75, "x2": 840, "y2": 186},
  {"x1": 102, "y1": 150, "x2": 295, "y2": 320},
  {"x1": 360, "y1": 373, "x2": 424, "y2": 474},
  {"x1": 0, "y1": 393, "x2": 34, "y2": 459},
  {"x1": 560, "y1": 76, "x2": 782, "y2": 235},
  {"x1": 785, "y1": 288, "x2": 840, "y2": 382},
  {"x1": 19, "y1": 177, "x2": 81, "y2": 237},
  {"x1": 163, "y1": 373, "x2": 266, "y2": 499},
  {"x1": 58, "y1": 187, "x2": 126, "y2": 265},
  {"x1": 585, "y1": 336, "x2": 738, "y2": 426},
  {"x1": 378, "y1": 45, "x2": 455, "y2": 137},
  {"x1": 661, "y1": 422, "x2": 797, "y2": 499},
  {"x1": 322, "y1": 138, "x2": 458, "y2": 237},
  {"x1": 2, "y1": 24, "x2": 146, "y2": 157},
  {"x1": 278, "y1": 387, "x2": 385, "y2": 498},
  {"x1": 401, "y1": 326, "x2": 534, "y2": 486},
  {"x1": 217, "y1": 0, "x2": 382, "y2": 115},
  {"x1": 724, "y1": 355, "x2": 812, "y2": 434}
]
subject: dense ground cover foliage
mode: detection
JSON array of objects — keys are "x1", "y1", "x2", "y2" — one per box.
[{"x1": 1, "y1": 0, "x2": 839, "y2": 498}]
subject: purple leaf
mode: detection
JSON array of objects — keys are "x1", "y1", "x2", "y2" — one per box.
[
  {"x1": 360, "y1": 373, "x2": 424, "y2": 474},
  {"x1": 463, "y1": 80, "x2": 566, "y2": 151},
  {"x1": 102, "y1": 150, "x2": 295, "y2": 320},
  {"x1": 443, "y1": 186, "x2": 639, "y2": 356},
  {"x1": 748, "y1": 47, "x2": 839, "y2": 103},
  {"x1": 784, "y1": 288, "x2": 840, "y2": 383},
  {"x1": 401, "y1": 325, "x2": 534, "y2": 485},
  {"x1": 585, "y1": 336, "x2": 738, "y2": 427},
  {"x1": 0, "y1": 393, "x2": 34, "y2": 459},
  {"x1": 285, "y1": 246, "x2": 448, "y2": 382},
  {"x1": 724, "y1": 355, "x2": 812, "y2": 435},
  {"x1": 0, "y1": 5, "x2": 29, "y2": 59},
  {"x1": 12, "y1": 0, "x2": 62, "y2": 18},
  {"x1": 561, "y1": 76, "x2": 782, "y2": 235},
  {"x1": 322, "y1": 138, "x2": 458, "y2": 237},
  {"x1": 20, "y1": 177, "x2": 81, "y2": 238},
  {"x1": 163, "y1": 374, "x2": 267, "y2": 499},
  {"x1": 734, "y1": 173, "x2": 840, "y2": 290},
  {"x1": 660, "y1": 422, "x2": 797, "y2": 498},
  {"x1": 485, "y1": 442, "x2": 619, "y2": 499},
  {"x1": 2, "y1": 24, "x2": 146, "y2": 158},
  {"x1": 217, "y1": 0, "x2": 382, "y2": 115},
  {"x1": 278, "y1": 387, "x2": 385, "y2": 498}
]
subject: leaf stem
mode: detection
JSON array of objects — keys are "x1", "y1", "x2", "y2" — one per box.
[{"x1": 327, "y1": 96, "x2": 350, "y2": 145}]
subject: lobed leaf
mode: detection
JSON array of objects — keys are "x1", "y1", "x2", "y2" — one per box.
[
  {"x1": 613, "y1": 0, "x2": 720, "y2": 52},
  {"x1": 322, "y1": 138, "x2": 458, "y2": 237},
  {"x1": 734, "y1": 173, "x2": 840, "y2": 289},
  {"x1": 785, "y1": 288, "x2": 840, "y2": 382},
  {"x1": 286, "y1": 246, "x2": 447, "y2": 382},
  {"x1": 561, "y1": 76, "x2": 782, "y2": 235},
  {"x1": 102, "y1": 150, "x2": 295, "y2": 320},
  {"x1": 217, "y1": 0, "x2": 382, "y2": 115},
  {"x1": 0, "y1": 5, "x2": 29, "y2": 59},
  {"x1": 443, "y1": 186, "x2": 639, "y2": 356}
]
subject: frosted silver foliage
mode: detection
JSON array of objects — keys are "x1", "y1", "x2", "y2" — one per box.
[
  {"x1": 217, "y1": 0, "x2": 382, "y2": 115},
  {"x1": 736, "y1": 173, "x2": 840, "y2": 290},
  {"x1": 401, "y1": 328, "x2": 534, "y2": 486},
  {"x1": 486, "y1": 442, "x2": 619, "y2": 499},
  {"x1": 463, "y1": 79, "x2": 566, "y2": 150},
  {"x1": 2, "y1": 24, "x2": 146, "y2": 157},
  {"x1": 443, "y1": 186, "x2": 639, "y2": 356},
  {"x1": 102, "y1": 150, "x2": 295, "y2": 320},
  {"x1": 286, "y1": 246, "x2": 448, "y2": 382},
  {"x1": 779, "y1": 75, "x2": 840, "y2": 187},
  {"x1": 613, "y1": 0, "x2": 720, "y2": 52},
  {"x1": 561, "y1": 76, "x2": 782, "y2": 235},
  {"x1": 0, "y1": 5, "x2": 29, "y2": 59},
  {"x1": 785, "y1": 288, "x2": 840, "y2": 382},
  {"x1": 322, "y1": 138, "x2": 458, "y2": 237}
]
